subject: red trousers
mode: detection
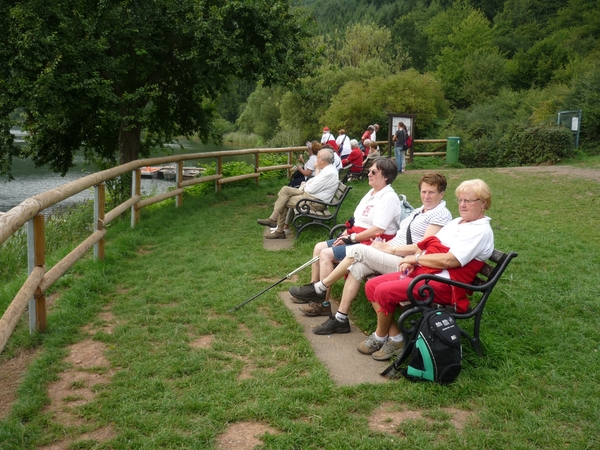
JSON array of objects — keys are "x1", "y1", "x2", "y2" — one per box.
[{"x1": 365, "y1": 272, "x2": 454, "y2": 315}]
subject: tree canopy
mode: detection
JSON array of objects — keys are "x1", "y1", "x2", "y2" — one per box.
[{"x1": 0, "y1": 0, "x2": 311, "y2": 177}]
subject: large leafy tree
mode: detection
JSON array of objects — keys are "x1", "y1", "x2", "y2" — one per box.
[
  {"x1": 323, "y1": 69, "x2": 450, "y2": 139},
  {"x1": 0, "y1": 0, "x2": 311, "y2": 177},
  {"x1": 434, "y1": 9, "x2": 508, "y2": 108}
]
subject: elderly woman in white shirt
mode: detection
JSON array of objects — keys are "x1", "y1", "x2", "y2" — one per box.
[
  {"x1": 358, "y1": 179, "x2": 494, "y2": 359},
  {"x1": 290, "y1": 158, "x2": 402, "y2": 298}
]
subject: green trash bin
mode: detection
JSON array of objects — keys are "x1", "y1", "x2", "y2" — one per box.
[{"x1": 446, "y1": 137, "x2": 460, "y2": 164}]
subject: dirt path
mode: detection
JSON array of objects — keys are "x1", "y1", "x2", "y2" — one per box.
[{"x1": 493, "y1": 165, "x2": 600, "y2": 181}]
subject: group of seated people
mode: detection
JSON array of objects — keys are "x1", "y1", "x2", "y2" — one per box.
[
  {"x1": 257, "y1": 145, "x2": 495, "y2": 363},
  {"x1": 324, "y1": 126, "x2": 380, "y2": 175},
  {"x1": 260, "y1": 130, "x2": 380, "y2": 237},
  {"x1": 283, "y1": 165, "x2": 494, "y2": 361}
]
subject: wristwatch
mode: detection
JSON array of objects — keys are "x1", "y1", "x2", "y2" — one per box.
[
  {"x1": 415, "y1": 253, "x2": 421, "y2": 265},
  {"x1": 350, "y1": 233, "x2": 357, "y2": 243}
]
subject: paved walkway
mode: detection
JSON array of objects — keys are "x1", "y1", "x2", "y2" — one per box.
[
  {"x1": 279, "y1": 291, "x2": 390, "y2": 386},
  {"x1": 265, "y1": 231, "x2": 393, "y2": 386},
  {"x1": 262, "y1": 227, "x2": 294, "y2": 251}
]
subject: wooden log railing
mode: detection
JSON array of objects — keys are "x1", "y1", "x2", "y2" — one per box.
[
  {"x1": 0, "y1": 146, "x2": 305, "y2": 354},
  {"x1": 0, "y1": 140, "x2": 447, "y2": 354}
]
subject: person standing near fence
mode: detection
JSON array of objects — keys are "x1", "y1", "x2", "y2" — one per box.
[{"x1": 393, "y1": 122, "x2": 407, "y2": 173}]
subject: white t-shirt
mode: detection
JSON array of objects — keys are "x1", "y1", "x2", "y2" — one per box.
[
  {"x1": 431, "y1": 216, "x2": 494, "y2": 278},
  {"x1": 303, "y1": 163, "x2": 339, "y2": 202},
  {"x1": 388, "y1": 201, "x2": 452, "y2": 247},
  {"x1": 336, "y1": 134, "x2": 351, "y2": 158},
  {"x1": 321, "y1": 132, "x2": 335, "y2": 144},
  {"x1": 333, "y1": 152, "x2": 342, "y2": 171},
  {"x1": 304, "y1": 154, "x2": 317, "y2": 178},
  {"x1": 353, "y1": 184, "x2": 401, "y2": 235}
]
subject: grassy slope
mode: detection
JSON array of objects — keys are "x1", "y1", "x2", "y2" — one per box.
[{"x1": 1, "y1": 161, "x2": 600, "y2": 448}]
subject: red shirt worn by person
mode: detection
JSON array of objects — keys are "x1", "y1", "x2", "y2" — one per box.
[
  {"x1": 345, "y1": 147, "x2": 363, "y2": 173},
  {"x1": 361, "y1": 131, "x2": 372, "y2": 156}
]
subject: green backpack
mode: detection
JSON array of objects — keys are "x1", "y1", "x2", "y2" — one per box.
[{"x1": 383, "y1": 309, "x2": 462, "y2": 384}]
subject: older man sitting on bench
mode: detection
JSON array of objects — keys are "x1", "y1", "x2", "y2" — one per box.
[{"x1": 257, "y1": 149, "x2": 339, "y2": 239}]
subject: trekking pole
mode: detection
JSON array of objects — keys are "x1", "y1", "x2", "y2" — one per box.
[{"x1": 228, "y1": 255, "x2": 320, "y2": 312}]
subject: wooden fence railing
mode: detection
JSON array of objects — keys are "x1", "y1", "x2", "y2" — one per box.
[{"x1": 0, "y1": 139, "x2": 447, "y2": 353}]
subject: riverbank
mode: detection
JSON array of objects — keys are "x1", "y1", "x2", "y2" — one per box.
[
  {"x1": 1, "y1": 164, "x2": 600, "y2": 448},
  {"x1": 0, "y1": 140, "x2": 251, "y2": 212}
]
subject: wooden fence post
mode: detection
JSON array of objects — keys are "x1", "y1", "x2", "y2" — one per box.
[
  {"x1": 216, "y1": 157, "x2": 222, "y2": 192},
  {"x1": 176, "y1": 161, "x2": 183, "y2": 207},
  {"x1": 131, "y1": 169, "x2": 141, "y2": 227},
  {"x1": 28, "y1": 214, "x2": 46, "y2": 333},
  {"x1": 94, "y1": 182, "x2": 105, "y2": 260},
  {"x1": 254, "y1": 152, "x2": 260, "y2": 185}
]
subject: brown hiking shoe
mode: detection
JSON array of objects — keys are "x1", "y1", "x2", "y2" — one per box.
[
  {"x1": 299, "y1": 301, "x2": 331, "y2": 317},
  {"x1": 264, "y1": 230, "x2": 286, "y2": 239},
  {"x1": 357, "y1": 334, "x2": 385, "y2": 355},
  {"x1": 372, "y1": 339, "x2": 404, "y2": 361},
  {"x1": 257, "y1": 218, "x2": 277, "y2": 227}
]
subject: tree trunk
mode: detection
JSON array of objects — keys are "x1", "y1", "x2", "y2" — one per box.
[{"x1": 118, "y1": 123, "x2": 142, "y2": 165}]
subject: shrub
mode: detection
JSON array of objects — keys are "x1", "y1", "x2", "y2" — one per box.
[
  {"x1": 497, "y1": 125, "x2": 575, "y2": 166},
  {"x1": 266, "y1": 129, "x2": 303, "y2": 148},
  {"x1": 258, "y1": 153, "x2": 289, "y2": 180}
]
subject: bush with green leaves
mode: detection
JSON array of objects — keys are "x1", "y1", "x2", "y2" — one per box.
[
  {"x1": 266, "y1": 129, "x2": 303, "y2": 148},
  {"x1": 564, "y1": 59, "x2": 600, "y2": 152},
  {"x1": 406, "y1": 156, "x2": 464, "y2": 171},
  {"x1": 258, "y1": 153, "x2": 289, "y2": 180},
  {"x1": 460, "y1": 125, "x2": 575, "y2": 167},
  {"x1": 323, "y1": 69, "x2": 450, "y2": 140},
  {"x1": 496, "y1": 125, "x2": 575, "y2": 165}
]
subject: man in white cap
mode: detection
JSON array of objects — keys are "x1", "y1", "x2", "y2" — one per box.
[{"x1": 321, "y1": 127, "x2": 338, "y2": 151}]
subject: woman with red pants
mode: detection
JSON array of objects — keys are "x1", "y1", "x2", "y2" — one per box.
[{"x1": 357, "y1": 179, "x2": 495, "y2": 360}]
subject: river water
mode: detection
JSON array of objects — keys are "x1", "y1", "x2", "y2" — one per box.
[{"x1": 0, "y1": 138, "x2": 249, "y2": 213}]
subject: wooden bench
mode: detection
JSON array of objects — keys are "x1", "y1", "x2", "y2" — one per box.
[
  {"x1": 396, "y1": 249, "x2": 518, "y2": 357},
  {"x1": 291, "y1": 182, "x2": 353, "y2": 238}
]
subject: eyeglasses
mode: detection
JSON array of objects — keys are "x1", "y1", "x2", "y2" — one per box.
[
  {"x1": 456, "y1": 198, "x2": 481, "y2": 204},
  {"x1": 368, "y1": 170, "x2": 380, "y2": 175}
]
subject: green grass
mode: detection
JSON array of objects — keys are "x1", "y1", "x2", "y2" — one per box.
[{"x1": 1, "y1": 161, "x2": 600, "y2": 448}]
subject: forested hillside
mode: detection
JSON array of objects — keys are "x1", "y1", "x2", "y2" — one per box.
[
  {"x1": 229, "y1": 0, "x2": 600, "y2": 167},
  {"x1": 2, "y1": 0, "x2": 598, "y2": 173}
]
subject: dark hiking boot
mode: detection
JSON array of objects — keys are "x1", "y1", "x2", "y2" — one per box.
[
  {"x1": 313, "y1": 315, "x2": 351, "y2": 335},
  {"x1": 289, "y1": 283, "x2": 326, "y2": 303}
]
